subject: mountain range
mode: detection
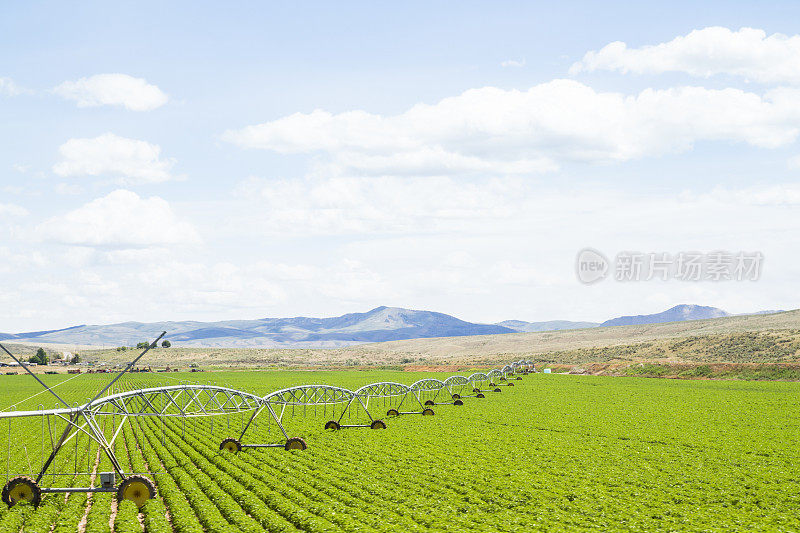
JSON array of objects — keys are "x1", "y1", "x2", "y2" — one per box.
[{"x1": 0, "y1": 304, "x2": 783, "y2": 348}]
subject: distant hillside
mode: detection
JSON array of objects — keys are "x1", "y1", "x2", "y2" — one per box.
[
  {"x1": 1, "y1": 304, "x2": 786, "y2": 349},
  {"x1": 496, "y1": 320, "x2": 599, "y2": 332},
  {"x1": 2, "y1": 307, "x2": 513, "y2": 348},
  {"x1": 75, "y1": 308, "x2": 800, "y2": 369},
  {"x1": 496, "y1": 304, "x2": 780, "y2": 333},
  {"x1": 600, "y1": 304, "x2": 729, "y2": 327},
  {"x1": 340, "y1": 309, "x2": 800, "y2": 362}
]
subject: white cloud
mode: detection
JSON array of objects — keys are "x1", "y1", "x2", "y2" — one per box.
[
  {"x1": 232, "y1": 175, "x2": 529, "y2": 235},
  {"x1": 501, "y1": 59, "x2": 526, "y2": 68},
  {"x1": 224, "y1": 80, "x2": 800, "y2": 175},
  {"x1": 53, "y1": 133, "x2": 176, "y2": 184},
  {"x1": 53, "y1": 74, "x2": 168, "y2": 111},
  {"x1": 571, "y1": 27, "x2": 800, "y2": 84},
  {"x1": 0, "y1": 203, "x2": 28, "y2": 217},
  {"x1": 37, "y1": 189, "x2": 199, "y2": 247},
  {"x1": 0, "y1": 77, "x2": 24, "y2": 96},
  {"x1": 4, "y1": 177, "x2": 800, "y2": 331}
]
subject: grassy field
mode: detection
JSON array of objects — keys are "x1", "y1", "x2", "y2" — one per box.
[{"x1": 0, "y1": 370, "x2": 798, "y2": 531}]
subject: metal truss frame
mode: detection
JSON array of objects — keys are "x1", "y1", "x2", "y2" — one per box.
[{"x1": 237, "y1": 384, "x2": 361, "y2": 446}]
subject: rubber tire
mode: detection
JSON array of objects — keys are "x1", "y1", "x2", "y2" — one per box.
[
  {"x1": 370, "y1": 419, "x2": 387, "y2": 429},
  {"x1": 387, "y1": 408, "x2": 400, "y2": 417},
  {"x1": 422, "y1": 408, "x2": 435, "y2": 416},
  {"x1": 284, "y1": 437, "x2": 307, "y2": 451},
  {"x1": 473, "y1": 388, "x2": 481, "y2": 393},
  {"x1": 219, "y1": 438, "x2": 242, "y2": 453},
  {"x1": 508, "y1": 382, "x2": 514, "y2": 387},
  {"x1": 424, "y1": 399, "x2": 435, "y2": 406},
  {"x1": 494, "y1": 388, "x2": 502, "y2": 393},
  {"x1": 476, "y1": 393, "x2": 485, "y2": 398},
  {"x1": 453, "y1": 399, "x2": 464, "y2": 406},
  {"x1": 2, "y1": 476, "x2": 41, "y2": 507},
  {"x1": 516, "y1": 376, "x2": 523, "y2": 380},
  {"x1": 489, "y1": 382, "x2": 496, "y2": 387},
  {"x1": 325, "y1": 420, "x2": 340, "y2": 430},
  {"x1": 116, "y1": 475, "x2": 155, "y2": 508},
  {"x1": 452, "y1": 393, "x2": 461, "y2": 400}
]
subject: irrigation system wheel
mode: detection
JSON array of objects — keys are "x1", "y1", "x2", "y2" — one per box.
[
  {"x1": 387, "y1": 408, "x2": 400, "y2": 417},
  {"x1": 424, "y1": 399, "x2": 435, "y2": 406},
  {"x1": 422, "y1": 408, "x2": 435, "y2": 416},
  {"x1": 453, "y1": 399, "x2": 464, "y2": 406},
  {"x1": 489, "y1": 382, "x2": 496, "y2": 387},
  {"x1": 516, "y1": 376, "x2": 523, "y2": 380},
  {"x1": 219, "y1": 438, "x2": 242, "y2": 453},
  {"x1": 370, "y1": 419, "x2": 387, "y2": 429},
  {"x1": 493, "y1": 388, "x2": 502, "y2": 393},
  {"x1": 507, "y1": 382, "x2": 514, "y2": 387},
  {"x1": 2, "y1": 476, "x2": 41, "y2": 507},
  {"x1": 473, "y1": 388, "x2": 481, "y2": 393},
  {"x1": 452, "y1": 393, "x2": 461, "y2": 400},
  {"x1": 325, "y1": 420, "x2": 341, "y2": 430},
  {"x1": 476, "y1": 393, "x2": 485, "y2": 398},
  {"x1": 284, "y1": 437, "x2": 308, "y2": 451},
  {"x1": 116, "y1": 475, "x2": 155, "y2": 508}
]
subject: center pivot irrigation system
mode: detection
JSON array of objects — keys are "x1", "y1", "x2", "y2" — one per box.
[{"x1": 0, "y1": 333, "x2": 535, "y2": 508}]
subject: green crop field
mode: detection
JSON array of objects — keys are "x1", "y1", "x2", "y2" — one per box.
[{"x1": 0, "y1": 370, "x2": 798, "y2": 532}]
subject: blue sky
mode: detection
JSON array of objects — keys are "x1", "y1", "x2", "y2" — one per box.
[{"x1": 2, "y1": 1, "x2": 800, "y2": 331}]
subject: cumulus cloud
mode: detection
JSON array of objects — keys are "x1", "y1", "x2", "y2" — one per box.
[
  {"x1": 37, "y1": 189, "x2": 199, "y2": 247},
  {"x1": 53, "y1": 74, "x2": 168, "y2": 111},
  {"x1": 232, "y1": 175, "x2": 530, "y2": 235},
  {"x1": 0, "y1": 77, "x2": 24, "y2": 96},
  {"x1": 223, "y1": 80, "x2": 800, "y2": 175},
  {"x1": 53, "y1": 133, "x2": 176, "y2": 183},
  {"x1": 571, "y1": 27, "x2": 800, "y2": 84}
]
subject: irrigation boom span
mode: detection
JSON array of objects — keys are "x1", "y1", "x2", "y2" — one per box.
[{"x1": 0, "y1": 336, "x2": 534, "y2": 507}]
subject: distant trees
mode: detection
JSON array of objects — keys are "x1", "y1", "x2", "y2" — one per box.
[
  {"x1": 72, "y1": 353, "x2": 81, "y2": 364},
  {"x1": 28, "y1": 348, "x2": 48, "y2": 365},
  {"x1": 136, "y1": 342, "x2": 151, "y2": 350},
  {"x1": 161, "y1": 340, "x2": 171, "y2": 348}
]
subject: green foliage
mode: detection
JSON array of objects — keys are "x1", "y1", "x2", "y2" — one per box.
[
  {"x1": 141, "y1": 500, "x2": 171, "y2": 533},
  {"x1": 84, "y1": 493, "x2": 112, "y2": 533},
  {"x1": 28, "y1": 348, "x2": 48, "y2": 365},
  {"x1": 624, "y1": 362, "x2": 671, "y2": 376},
  {"x1": 161, "y1": 340, "x2": 171, "y2": 348},
  {"x1": 113, "y1": 500, "x2": 143, "y2": 533},
  {"x1": 2, "y1": 370, "x2": 800, "y2": 531},
  {"x1": 680, "y1": 364, "x2": 713, "y2": 378}
]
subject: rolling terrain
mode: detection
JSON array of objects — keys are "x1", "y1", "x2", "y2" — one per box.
[
  {"x1": 1, "y1": 307, "x2": 514, "y2": 348},
  {"x1": 1, "y1": 303, "x2": 775, "y2": 348},
  {"x1": 57, "y1": 308, "x2": 800, "y2": 370}
]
